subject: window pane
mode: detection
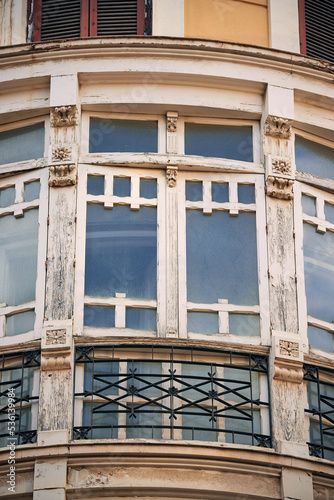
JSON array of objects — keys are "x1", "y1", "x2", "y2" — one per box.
[
  {"x1": 82, "y1": 402, "x2": 118, "y2": 439},
  {"x1": 181, "y1": 363, "x2": 214, "y2": 401},
  {"x1": 308, "y1": 325, "x2": 334, "y2": 353},
  {"x1": 186, "y1": 181, "x2": 202, "y2": 202},
  {"x1": 84, "y1": 305, "x2": 115, "y2": 328},
  {"x1": 126, "y1": 405, "x2": 162, "y2": 439},
  {"x1": 6, "y1": 311, "x2": 35, "y2": 336},
  {"x1": 87, "y1": 175, "x2": 104, "y2": 196},
  {"x1": 140, "y1": 179, "x2": 157, "y2": 199},
  {"x1": 89, "y1": 118, "x2": 158, "y2": 153},
  {"x1": 126, "y1": 308, "x2": 156, "y2": 330},
  {"x1": 303, "y1": 223, "x2": 334, "y2": 323},
  {"x1": 0, "y1": 209, "x2": 39, "y2": 306},
  {"x1": 302, "y1": 195, "x2": 316, "y2": 217},
  {"x1": 225, "y1": 409, "x2": 260, "y2": 445},
  {"x1": 0, "y1": 123, "x2": 44, "y2": 165},
  {"x1": 187, "y1": 210, "x2": 259, "y2": 305},
  {"x1": 114, "y1": 177, "x2": 131, "y2": 197},
  {"x1": 84, "y1": 361, "x2": 119, "y2": 396},
  {"x1": 325, "y1": 203, "x2": 334, "y2": 225},
  {"x1": 24, "y1": 181, "x2": 40, "y2": 202},
  {"x1": 182, "y1": 411, "x2": 217, "y2": 442},
  {"x1": 238, "y1": 184, "x2": 255, "y2": 204},
  {"x1": 127, "y1": 361, "x2": 161, "y2": 398},
  {"x1": 224, "y1": 367, "x2": 260, "y2": 401},
  {"x1": 185, "y1": 123, "x2": 253, "y2": 161},
  {"x1": 212, "y1": 183, "x2": 228, "y2": 203},
  {"x1": 229, "y1": 314, "x2": 260, "y2": 336},
  {"x1": 295, "y1": 136, "x2": 334, "y2": 180},
  {"x1": 85, "y1": 204, "x2": 157, "y2": 299},
  {"x1": 0, "y1": 186, "x2": 15, "y2": 208},
  {"x1": 187, "y1": 311, "x2": 218, "y2": 334}
]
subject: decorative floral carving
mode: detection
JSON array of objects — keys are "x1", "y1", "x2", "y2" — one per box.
[
  {"x1": 266, "y1": 176, "x2": 294, "y2": 200},
  {"x1": 51, "y1": 105, "x2": 78, "y2": 127},
  {"x1": 279, "y1": 339, "x2": 299, "y2": 358},
  {"x1": 166, "y1": 168, "x2": 177, "y2": 187},
  {"x1": 272, "y1": 159, "x2": 291, "y2": 176},
  {"x1": 265, "y1": 116, "x2": 292, "y2": 139},
  {"x1": 167, "y1": 117, "x2": 177, "y2": 132},
  {"x1": 49, "y1": 165, "x2": 77, "y2": 187},
  {"x1": 46, "y1": 329, "x2": 66, "y2": 345},
  {"x1": 52, "y1": 146, "x2": 72, "y2": 162}
]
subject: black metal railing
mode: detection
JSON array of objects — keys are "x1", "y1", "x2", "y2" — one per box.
[
  {"x1": 304, "y1": 363, "x2": 334, "y2": 461},
  {"x1": 0, "y1": 349, "x2": 40, "y2": 447},
  {"x1": 73, "y1": 345, "x2": 272, "y2": 447}
]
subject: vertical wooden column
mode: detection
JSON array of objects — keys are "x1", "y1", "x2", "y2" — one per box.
[
  {"x1": 38, "y1": 75, "x2": 79, "y2": 449},
  {"x1": 263, "y1": 86, "x2": 310, "y2": 464}
]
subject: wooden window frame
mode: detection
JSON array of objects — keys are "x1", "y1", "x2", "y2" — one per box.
[{"x1": 298, "y1": 0, "x2": 307, "y2": 55}]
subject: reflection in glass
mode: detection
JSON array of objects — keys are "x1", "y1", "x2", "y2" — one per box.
[
  {"x1": 140, "y1": 179, "x2": 157, "y2": 199},
  {"x1": 87, "y1": 175, "x2": 104, "y2": 196},
  {"x1": 114, "y1": 177, "x2": 131, "y2": 197},
  {"x1": 187, "y1": 311, "x2": 218, "y2": 334},
  {"x1": 308, "y1": 325, "x2": 334, "y2": 353},
  {"x1": 24, "y1": 181, "x2": 40, "y2": 202},
  {"x1": 238, "y1": 184, "x2": 255, "y2": 204},
  {"x1": 84, "y1": 305, "x2": 115, "y2": 328},
  {"x1": 212, "y1": 182, "x2": 228, "y2": 203},
  {"x1": 0, "y1": 186, "x2": 15, "y2": 208},
  {"x1": 325, "y1": 202, "x2": 334, "y2": 225},
  {"x1": 229, "y1": 314, "x2": 260, "y2": 336},
  {"x1": 0, "y1": 123, "x2": 45, "y2": 165},
  {"x1": 126, "y1": 308, "x2": 156, "y2": 330},
  {"x1": 6, "y1": 311, "x2": 35, "y2": 336},
  {"x1": 302, "y1": 195, "x2": 316, "y2": 217},
  {"x1": 186, "y1": 181, "x2": 202, "y2": 202},
  {"x1": 82, "y1": 402, "x2": 118, "y2": 439},
  {"x1": 295, "y1": 135, "x2": 334, "y2": 180}
]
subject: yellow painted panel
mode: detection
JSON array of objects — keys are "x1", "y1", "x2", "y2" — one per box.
[{"x1": 184, "y1": 0, "x2": 269, "y2": 47}]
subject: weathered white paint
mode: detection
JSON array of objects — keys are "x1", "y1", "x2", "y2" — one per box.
[
  {"x1": 0, "y1": 0, "x2": 27, "y2": 47},
  {"x1": 268, "y1": 0, "x2": 300, "y2": 53},
  {"x1": 153, "y1": 0, "x2": 184, "y2": 37}
]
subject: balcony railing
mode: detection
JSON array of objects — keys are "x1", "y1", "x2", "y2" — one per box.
[{"x1": 73, "y1": 344, "x2": 272, "y2": 447}]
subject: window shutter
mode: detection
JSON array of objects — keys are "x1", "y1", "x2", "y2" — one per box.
[
  {"x1": 304, "y1": 0, "x2": 334, "y2": 63},
  {"x1": 40, "y1": 0, "x2": 81, "y2": 41},
  {"x1": 96, "y1": 0, "x2": 140, "y2": 36}
]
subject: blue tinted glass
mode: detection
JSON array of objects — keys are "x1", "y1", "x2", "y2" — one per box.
[
  {"x1": 212, "y1": 183, "x2": 228, "y2": 203},
  {"x1": 6, "y1": 311, "x2": 35, "y2": 336},
  {"x1": 185, "y1": 123, "x2": 253, "y2": 161},
  {"x1": 302, "y1": 195, "x2": 316, "y2": 217},
  {"x1": 82, "y1": 402, "x2": 118, "y2": 439},
  {"x1": 325, "y1": 203, "x2": 334, "y2": 224},
  {"x1": 84, "y1": 306, "x2": 115, "y2": 328},
  {"x1": 182, "y1": 412, "x2": 217, "y2": 442},
  {"x1": 89, "y1": 118, "x2": 158, "y2": 153},
  {"x1": 308, "y1": 325, "x2": 334, "y2": 353},
  {"x1": 225, "y1": 409, "x2": 260, "y2": 445},
  {"x1": 186, "y1": 182, "x2": 202, "y2": 201},
  {"x1": 114, "y1": 177, "x2": 130, "y2": 197},
  {"x1": 127, "y1": 361, "x2": 161, "y2": 398},
  {"x1": 126, "y1": 308, "x2": 156, "y2": 330},
  {"x1": 0, "y1": 186, "x2": 15, "y2": 207},
  {"x1": 87, "y1": 175, "x2": 104, "y2": 195},
  {"x1": 238, "y1": 184, "x2": 255, "y2": 204},
  {"x1": 187, "y1": 210, "x2": 259, "y2": 305},
  {"x1": 229, "y1": 314, "x2": 260, "y2": 336},
  {"x1": 24, "y1": 181, "x2": 40, "y2": 202},
  {"x1": 126, "y1": 405, "x2": 162, "y2": 439},
  {"x1": 295, "y1": 136, "x2": 334, "y2": 180},
  {"x1": 84, "y1": 361, "x2": 119, "y2": 395},
  {"x1": 85, "y1": 204, "x2": 157, "y2": 299},
  {"x1": 0, "y1": 123, "x2": 44, "y2": 165},
  {"x1": 303, "y1": 223, "x2": 334, "y2": 323},
  {"x1": 140, "y1": 179, "x2": 157, "y2": 199},
  {"x1": 187, "y1": 312, "x2": 219, "y2": 334},
  {"x1": 224, "y1": 367, "x2": 260, "y2": 401}
]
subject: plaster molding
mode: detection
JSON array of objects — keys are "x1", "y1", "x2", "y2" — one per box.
[
  {"x1": 166, "y1": 167, "x2": 178, "y2": 187},
  {"x1": 271, "y1": 158, "x2": 291, "y2": 176},
  {"x1": 272, "y1": 332, "x2": 303, "y2": 384},
  {"x1": 166, "y1": 112, "x2": 178, "y2": 154},
  {"x1": 167, "y1": 113, "x2": 178, "y2": 133},
  {"x1": 266, "y1": 175, "x2": 294, "y2": 200},
  {"x1": 51, "y1": 105, "x2": 78, "y2": 127},
  {"x1": 45, "y1": 329, "x2": 67, "y2": 345},
  {"x1": 52, "y1": 145, "x2": 72, "y2": 163},
  {"x1": 265, "y1": 116, "x2": 292, "y2": 139},
  {"x1": 41, "y1": 347, "x2": 71, "y2": 371},
  {"x1": 273, "y1": 364, "x2": 303, "y2": 384},
  {"x1": 49, "y1": 164, "x2": 77, "y2": 187}
]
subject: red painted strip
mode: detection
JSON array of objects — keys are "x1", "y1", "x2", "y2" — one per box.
[
  {"x1": 298, "y1": 0, "x2": 307, "y2": 55},
  {"x1": 33, "y1": 0, "x2": 42, "y2": 42},
  {"x1": 81, "y1": 0, "x2": 90, "y2": 37},
  {"x1": 137, "y1": 0, "x2": 145, "y2": 35},
  {"x1": 90, "y1": 0, "x2": 97, "y2": 36}
]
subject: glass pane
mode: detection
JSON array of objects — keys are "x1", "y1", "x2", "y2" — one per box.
[
  {"x1": 229, "y1": 314, "x2": 260, "y2": 336},
  {"x1": 85, "y1": 204, "x2": 157, "y2": 299},
  {"x1": 181, "y1": 364, "x2": 214, "y2": 401},
  {"x1": 87, "y1": 175, "x2": 104, "y2": 196},
  {"x1": 295, "y1": 135, "x2": 334, "y2": 180},
  {"x1": 89, "y1": 118, "x2": 158, "y2": 153},
  {"x1": 82, "y1": 402, "x2": 118, "y2": 439},
  {"x1": 303, "y1": 223, "x2": 334, "y2": 323},
  {"x1": 126, "y1": 405, "x2": 162, "y2": 439},
  {"x1": 84, "y1": 360, "x2": 119, "y2": 395},
  {"x1": 185, "y1": 123, "x2": 253, "y2": 161},
  {"x1": 24, "y1": 181, "x2": 40, "y2": 202},
  {"x1": 0, "y1": 186, "x2": 15, "y2": 208},
  {"x1": 224, "y1": 367, "x2": 260, "y2": 401},
  {"x1": 302, "y1": 195, "x2": 316, "y2": 217},
  {"x1": 238, "y1": 184, "x2": 255, "y2": 204},
  {"x1": 114, "y1": 177, "x2": 131, "y2": 197},
  {"x1": 186, "y1": 182, "x2": 202, "y2": 202},
  {"x1": 84, "y1": 306, "x2": 115, "y2": 328},
  {"x1": 225, "y1": 409, "x2": 261, "y2": 445},
  {"x1": 325, "y1": 203, "x2": 334, "y2": 225},
  {"x1": 182, "y1": 411, "x2": 217, "y2": 442},
  {"x1": 127, "y1": 361, "x2": 161, "y2": 398},
  {"x1": 0, "y1": 123, "x2": 45, "y2": 165},
  {"x1": 6, "y1": 311, "x2": 35, "y2": 336},
  {"x1": 0, "y1": 209, "x2": 39, "y2": 306},
  {"x1": 126, "y1": 308, "x2": 156, "y2": 330},
  {"x1": 187, "y1": 311, "x2": 218, "y2": 334},
  {"x1": 212, "y1": 183, "x2": 228, "y2": 203},
  {"x1": 308, "y1": 325, "x2": 334, "y2": 353},
  {"x1": 140, "y1": 179, "x2": 157, "y2": 199},
  {"x1": 187, "y1": 210, "x2": 259, "y2": 305}
]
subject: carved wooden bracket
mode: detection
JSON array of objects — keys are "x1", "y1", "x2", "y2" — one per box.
[
  {"x1": 272, "y1": 158, "x2": 291, "y2": 176},
  {"x1": 266, "y1": 176, "x2": 294, "y2": 200},
  {"x1": 166, "y1": 112, "x2": 178, "y2": 154},
  {"x1": 46, "y1": 329, "x2": 67, "y2": 345},
  {"x1": 166, "y1": 167, "x2": 178, "y2": 187},
  {"x1": 52, "y1": 145, "x2": 72, "y2": 163},
  {"x1": 51, "y1": 105, "x2": 78, "y2": 127},
  {"x1": 41, "y1": 347, "x2": 71, "y2": 371},
  {"x1": 265, "y1": 116, "x2": 292, "y2": 139},
  {"x1": 49, "y1": 165, "x2": 77, "y2": 187}
]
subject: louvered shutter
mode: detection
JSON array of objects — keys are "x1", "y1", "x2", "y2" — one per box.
[
  {"x1": 40, "y1": 0, "x2": 81, "y2": 40},
  {"x1": 304, "y1": 0, "x2": 334, "y2": 63},
  {"x1": 97, "y1": 0, "x2": 140, "y2": 36}
]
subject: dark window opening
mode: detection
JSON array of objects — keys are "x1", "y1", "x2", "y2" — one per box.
[{"x1": 299, "y1": 0, "x2": 334, "y2": 64}]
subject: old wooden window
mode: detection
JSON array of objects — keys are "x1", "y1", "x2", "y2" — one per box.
[
  {"x1": 299, "y1": 0, "x2": 334, "y2": 64},
  {"x1": 295, "y1": 133, "x2": 334, "y2": 181},
  {"x1": 0, "y1": 122, "x2": 45, "y2": 166}
]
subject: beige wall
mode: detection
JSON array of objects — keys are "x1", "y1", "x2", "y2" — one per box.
[{"x1": 185, "y1": 0, "x2": 269, "y2": 47}]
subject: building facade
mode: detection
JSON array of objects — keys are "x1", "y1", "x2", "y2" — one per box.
[{"x1": 0, "y1": 1, "x2": 334, "y2": 499}]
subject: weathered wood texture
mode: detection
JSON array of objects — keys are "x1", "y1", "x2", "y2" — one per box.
[{"x1": 38, "y1": 368, "x2": 72, "y2": 431}]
